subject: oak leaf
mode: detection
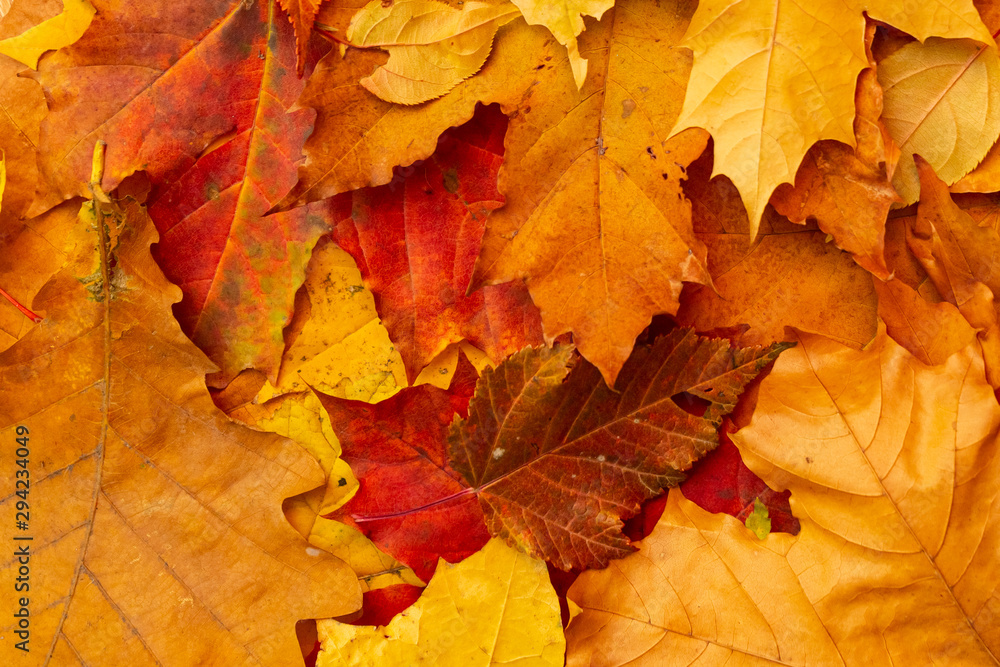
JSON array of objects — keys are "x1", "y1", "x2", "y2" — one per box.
[
  {"x1": 346, "y1": 0, "x2": 521, "y2": 104},
  {"x1": 472, "y1": 0, "x2": 712, "y2": 386},
  {"x1": 317, "y1": 104, "x2": 543, "y2": 383},
  {"x1": 509, "y1": 0, "x2": 613, "y2": 87},
  {"x1": 273, "y1": 238, "x2": 407, "y2": 402},
  {"x1": 0, "y1": 163, "x2": 360, "y2": 665},
  {"x1": 317, "y1": 539, "x2": 565, "y2": 667},
  {"x1": 671, "y1": 0, "x2": 993, "y2": 233},
  {"x1": 907, "y1": 157, "x2": 1000, "y2": 387},
  {"x1": 566, "y1": 328, "x2": 1000, "y2": 664},
  {"x1": 0, "y1": 0, "x2": 93, "y2": 69},
  {"x1": 0, "y1": 2, "x2": 53, "y2": 226},
  {"x1": 879, "y1": 37, "x2": 1000, "y2": 203}
]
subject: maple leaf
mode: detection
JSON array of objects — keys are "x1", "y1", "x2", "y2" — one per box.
[
  {"x1": 316, "y1": 104, "x2": 543, "y2": 383},
  {"x1": 565, "y1": 328, "x2": 1000, "y2": 664},
  {"x1": 317, "y1": 539, "x2": 565, "y2": 667},
  {"x1": 345, "y1": 0, "x2": 521, "y2": 104},
  {"x1": 472, "y1": 0, "x2": 712, "y2": 386},
  {"x1": 671, "y1": 0, "x2": 993, "y2": 234},
  {"x1": 509, "y1": 0, "x2": 614, "y2": 87},
  {"x1": 0, "y1": 152, "x2": 359, "y2": 665},
  {"x1": 676, "y1": 151, "x2": 879, "y2": 349}
]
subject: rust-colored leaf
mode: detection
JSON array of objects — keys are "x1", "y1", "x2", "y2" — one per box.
[
  {"x1": 0, "y1": 165, "x2": 359, "y2": 665},
  {"x1": 770, "y1": 66, "x2": 901, "y2": 279},
  {"x1": 449, "y1": 330, "x2": 790, "y2": 570},
  {"x1": 317, "y1": 104, "x2": 543, "y2": 383}
]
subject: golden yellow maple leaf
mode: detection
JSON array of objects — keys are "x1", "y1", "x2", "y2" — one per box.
[
  {"x1": 671, "y1": 0, "x2": 993, "y2": 235},
  {"x1": 317, "y1": 539, "x2": 565, "y2": 666},
  {"x1": 566, "y1": 328, "x2": 1000, "y2": 664},
  {"x1": 509, "y1": 0, "x2": 614, "y2": 87},
  {"x1": 347, "y1": 0, "x2": 521, "y2": 104},
  {"x1": 879, "y1": 37, "x2": 1000, "y2": 204},
  {"x1": 0, "y1": 0, "x2": 94, "y2": 69}
]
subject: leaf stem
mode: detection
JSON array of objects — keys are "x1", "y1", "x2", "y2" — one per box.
[
  {"x1": 0, "y1": 286, "x2": 42, "y2": 323},
  {"x1": 349, "y1": 487, "x2": 477, "y2": 523}
]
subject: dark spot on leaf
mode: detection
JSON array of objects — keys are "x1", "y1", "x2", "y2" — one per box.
[{"x1": 671, "y1": 392, "x2": 710, "y2": 416}]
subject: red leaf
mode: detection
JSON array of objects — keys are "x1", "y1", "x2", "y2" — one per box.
[
  {"x1": 30, "y1": 0, "x2": 330, "y2": 386},
  {"x1": 347, "y1": 585, "x2": 425, "y2": 628},
  {"x1": 681, "y1": 421, "x2": 801, "y2": 535},
  {"x1": 319, "y1": 354, "x2": 490, "y2": 582},
  {"x1": 317, "y1": 104, "x2": 543, "y2": 382}
]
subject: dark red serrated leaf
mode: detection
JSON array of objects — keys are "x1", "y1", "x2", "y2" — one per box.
[
  {"x1": 277, "y1": 0, "x2": 322, "y2": 76},
  {"x1": 317, "y1": 354, "x2": 490, "y2": 582},
  {"x1": 448, "y1": 329, "x2": 793, "y2": 571},
  {"x1": 681, "y1": 420, "x2": 801, "y2": 535},
  {"x1": 315, "y1": 104, "x2": 543, "y2": 383}
]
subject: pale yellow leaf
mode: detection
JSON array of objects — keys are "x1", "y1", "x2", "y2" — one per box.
[
  {"x1": 347, "y1": 0, "x2": 521, "y2": 104},
  {"x1": 509, "y1": 0, "x2": 614, "y2": 87},
  {"x1": 0, "y1": 0, "x2": 94, "y2": 69},
  {"x1": 879, "y1": 37, "x2": 1000, "y2": 204},
  {"x1": 671, "y1": 0, "x2": 992, "y2": 235},
  {"x1": 317, "y1": 539, "x2": 565, "y2": 666}
]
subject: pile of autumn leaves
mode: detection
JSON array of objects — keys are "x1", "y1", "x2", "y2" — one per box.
[{"x1": 2, "y1": 0, "x2": 1000, "y2": 664}]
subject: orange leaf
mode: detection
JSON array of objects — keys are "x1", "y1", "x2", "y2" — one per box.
[
  {"x1": 566, "y1": 329, "x2": 1000, "y2": 664},
  {"x1": 472, "y1": 0, "x2": 712, "y2": 385},
  {"x1": 676, "y1": 152, "x2": 878, "y2": 350},
  {"x1": 874, "y1": 277, "x2": 977, "y2": 365},
  {"x1": 0, "y1": 176, "x2": 359, "y2": 664}
]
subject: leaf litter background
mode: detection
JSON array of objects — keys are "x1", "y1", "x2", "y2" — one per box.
[{"x1": 1, "y1": 0, "x2": 1000, "y2": 665}]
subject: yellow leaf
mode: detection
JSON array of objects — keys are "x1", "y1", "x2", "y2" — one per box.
[
  {"x1": 671, "y1": 0, "x2": 993, "y2": 235},
  {"x1": 509, "y1": 0, "x2": 614, "y2": 87},
  {"x1": 256, "y1": 391, "x2": 359, "y2": 514},
  {"x1": 347, "y1": 0, "x2": 521, "y2": 104},
  {"x1": 566, "y1": 328, "x2": 1000, "y2": 664},
  {"x1": 879, "y1": 37, "x2": 1000, "y2": 204},
  {"x1": 0, "y1": 0, "x2": 95, "y2": 69},
  {"x1": 317, "y1": 539, "x2": 565, "y2": 666},
  {"x1": 275, "y1": 239, "x2": 406, "y2": 401},
  {"x1": 285, "y1": 491, "x2": 425, "y2": 592}
]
